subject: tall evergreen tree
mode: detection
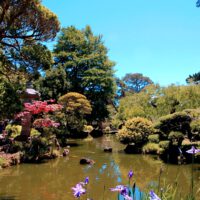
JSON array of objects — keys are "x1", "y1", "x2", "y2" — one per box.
[{"x1": 53, "y1": 26, "x2": 116, "y2": 122}]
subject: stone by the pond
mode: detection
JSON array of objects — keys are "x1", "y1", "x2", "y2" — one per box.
[
  {"x1": 80, "y1": 158, "x2": 95, "y2": 165},
  {"x1": 0, "y1": 152, "x2": 21, "y2": 168},
  {"x1": 104, "y1": 147, "x2": 112, "y2": 152},
  {"x1": 63, "y1": 148, "x2": 69, "y2": 157}
]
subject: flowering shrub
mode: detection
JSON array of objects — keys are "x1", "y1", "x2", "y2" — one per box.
[
  {"x1": 33, "y1": 118, "x2": 60, "y2": 128},
  {"x1": 16, "y1": 100, "x2": 63, "y2": 129},
  {"x1": 23, "y1": 100, "x2": 63, "y2": 114}
]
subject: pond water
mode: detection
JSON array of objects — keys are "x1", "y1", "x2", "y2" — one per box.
[{"x1": 0, "y1": 135, "x2": 200, "y2": 200}]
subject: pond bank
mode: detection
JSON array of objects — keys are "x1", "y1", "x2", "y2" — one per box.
[
  {"x1": 0, "y1": 135, "x2": 199, "y2": 200},
  {"x1": 0, "y1": 152, "x2": 21, "y2": 168}
]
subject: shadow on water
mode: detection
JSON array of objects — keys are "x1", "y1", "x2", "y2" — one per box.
[{"x1": 0, "y1": 195, "x2": 16, "y2": 200}]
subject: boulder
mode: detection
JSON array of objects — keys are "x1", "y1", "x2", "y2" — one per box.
[
  {"x1": 63, "y1": 148, "x2": 69, "y2": 157},
  {"x1": 104, "y1": 147, "x2": 112, "y2": 152},
  {"x1": 80, "y1": 157, "x2": 95, "y2": 165}
]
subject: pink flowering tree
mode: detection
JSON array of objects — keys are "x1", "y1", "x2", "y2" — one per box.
[{"x1": 15, "y1": 99, "x2": 63, "y2": 140}]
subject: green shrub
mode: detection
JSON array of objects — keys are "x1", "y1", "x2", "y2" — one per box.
[
  {"x1": 184, "y1": 108, "x2": 200, "y2": 120},
  {"x1": 190, "y1": 119, "x2": 200, "y2": 133},
  {"x1": 5, "y1": 125, "x2": 40, "y2": 138},
  {"x1": 168, "y1": 131, "x2": 184, "y2": 140},
  {"x1": 83, "y1": 125, "x2": 94, "y2": 133},
  {"x1": 5, "y1": 124, "x2": 21, "y2": 138},
  {"x1": 30, "y1": 128, "x2": 41, "y2": 137},
  {"x1": 104, "y1": 126, "x2": 111, "y2": 134},
  {"x1": 153, "y1": 111, "x2": 191, "y2": 138},
  {"x1": 0, "y1": 157, "x2": 6, "y2": 166},
  {"x1": 148, "y1": 134, "x2": 159, "y2": 143},
  {"x1": 159, "y1": 140, "x2": 170, "y2": 150},
  {"x1": 0, "y1": 157, "x2": 9, "y2": 168},
  {"x1": 181, "y1": 140, "x2": 200, "y2": 148},
  {"x1": 23, "y1": 136, "x2": 50, "y2": 161},
  {"x1": 142, "y1": 142, "x2": 163, "y2": 154},
  {"x1": 117, "y1": 117, "x2": 153, "y2": 145}
]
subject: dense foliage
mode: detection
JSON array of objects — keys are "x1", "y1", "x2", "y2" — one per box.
[
  {"x1": 117, "y1": 117, "x2": 153, "y2": 145},
  {"x1": 153, "y1": 111, "x2": 192, "y2": 138},
  {"x1": 0, "y1": 77, "x2": 23, "y2": 120},
  {"x1": 57, "y1": 92, "x2": 92, "y2": 134},
  {"x1": 112, "y1": 84, "x2": 200, "y2": 127},
  {"x1": 53, "y1": 26, "x2": 116, "y2": 121},
  {"x1": 0, "y1": 0, "x2": 60, "y2": 49},
  {"x1": 0, "y1": 0, "x2": 60, "y2": 121},
  {"x1": 35, "y1": 65, "x2": 69, "y2": 100}
]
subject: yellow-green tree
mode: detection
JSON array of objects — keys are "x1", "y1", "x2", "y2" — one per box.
[
  {"x1": 58, "y1": 92, "x2": 92, "y2": 134},
  {"x1": 112, "y1": 84, "x2": 200, "y2": 128}
]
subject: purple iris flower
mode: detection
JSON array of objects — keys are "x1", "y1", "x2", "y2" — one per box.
[
  {"x1": 110, "y1": 185, "x2": 125, "y2": 192},
  {"x1": 121, "y1": 187, "x2": 132, "y2": 200},
  {"x1": 72, "y1": 183, "x2": 86, "y2": 198},
  {"x1": 110, "y1": 185, "x2": 132, "y2": 200},
  {"x1": 186, "y1": 146, "x2": 200, "y2": 154},
  {"x1": 128, "y1": 170, "x2": 134, "y2": 179},
  {"x1": 85, "y1": 177, "x2": 89, "y2": 185},
  {"x1": 149, "y1": 190, "x2": 161, "y2": 200},
  {"x1": 121, "y1": 186, "x2": 129, "y2": 196}
]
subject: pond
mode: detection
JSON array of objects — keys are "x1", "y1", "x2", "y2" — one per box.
[{"x1": 0, "y1": 135, "x2": 199, "y2": 200}]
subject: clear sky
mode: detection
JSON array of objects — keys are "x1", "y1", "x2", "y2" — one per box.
[{"x1": 42, "y1": 0, "x2": 200, "y2": 86}]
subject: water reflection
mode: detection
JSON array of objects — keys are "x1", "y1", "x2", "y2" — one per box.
[{"x1": 0, "y1": 135, "x2": 199, "y2": 200}]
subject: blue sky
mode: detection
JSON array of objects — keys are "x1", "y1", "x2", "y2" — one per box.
[{"x1": 43, "y1": 0, "x2": 200, "y2": 86}]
